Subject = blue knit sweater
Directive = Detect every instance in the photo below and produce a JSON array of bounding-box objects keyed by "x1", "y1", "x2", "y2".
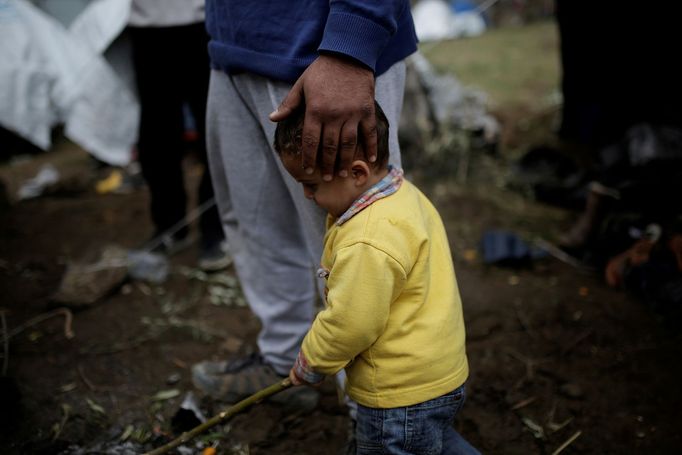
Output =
[{"x1": 205, "y1": 0, "x2": 418, "y2": 82}]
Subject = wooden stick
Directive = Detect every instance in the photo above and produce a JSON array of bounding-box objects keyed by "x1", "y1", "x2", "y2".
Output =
[
  {"x1": 510, "y1": 396, "x2": 537, "y2": 411},
  {"x1": 144, "y1": 378, "x2": 293, "y2": 455},
  {"x1": 7, "y1": 308, "x2": 74, "y2": 340},
  {"x1": 551, "y1": 430, "x2": 582, "y2": 455}
]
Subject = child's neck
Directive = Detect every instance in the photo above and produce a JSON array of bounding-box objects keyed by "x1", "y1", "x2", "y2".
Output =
[
  {"x1": 363, "y1": 166, "x2": 389, "y2": 190},
  {"x1": 336, "y1": 166, "x2": 390, "y2": 218}
]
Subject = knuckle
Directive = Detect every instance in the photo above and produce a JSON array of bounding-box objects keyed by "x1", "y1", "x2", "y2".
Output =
[
  {"x1": 308, "y1": 104, "x2": 339, "y2": 119},
  {"x1": 323, "y1": 137, "x2": 337, "y2": 149},
  {"x1": 361, "y1": 102, "x2": 374, "y2": 117},
  {"x1": 307, "y1": 103, "x2": 324, "y2": 117},
  {"x1": 340, "y1": 137, "x2": 357, "y2": 149},
  {"x1": 323, "y1": 144, "x2": 337, "y2": 156},
  {"x1": 302, "y1": 134, "x2": 318, "y2": 148},
  {"x1": 365, "y1": 125, "x2": 377, "y2": 137}
]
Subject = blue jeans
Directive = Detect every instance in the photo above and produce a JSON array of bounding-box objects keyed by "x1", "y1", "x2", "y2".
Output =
[{"x1": 355, "y1": 386, "x2": 480, "y2": 455}]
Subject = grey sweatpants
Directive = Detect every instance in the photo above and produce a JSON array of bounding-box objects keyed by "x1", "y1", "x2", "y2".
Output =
[{"x1": 206, "y1": 62, "x2": 406, "y2": 376}]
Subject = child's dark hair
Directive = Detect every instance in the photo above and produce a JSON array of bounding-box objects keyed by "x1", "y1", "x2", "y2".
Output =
[{"x1": 274, "y1": 100, "x2": 390, "y2": 169}]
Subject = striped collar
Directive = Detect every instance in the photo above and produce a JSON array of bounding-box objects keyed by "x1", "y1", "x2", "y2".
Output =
[{"x1": 335, "y1": 166, "x2": 404, "y2": 226}]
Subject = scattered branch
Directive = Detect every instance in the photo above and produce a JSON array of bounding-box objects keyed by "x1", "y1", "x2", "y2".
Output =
[
  {"x1": 510, "y1": 396, "x2": 537, "y2": 411},
  {"x1": 81, "y1": 328, "x2": 170, "y2": 355},
  {"x1": 7, "y1": 308, "x2": 74, "y2": 340},
  {"x1": 551, "y1": 430, "x2": 582, "y2": 455},
  {"x1": 561, "y1": 329, "x2": 594, "y2": 356},
  {"x1": 507, "y1": 349, "x2": 537, "y2": 382},
  {"x1": 51, "y1": 404, "x2": 71, "y2": 442},
  {"x1": 514, "y1": 306, "x2": 539, "y2": 339},
  {"x1": 77, "y1": 364, "x2": 97, "y2": 391},
  {"x1": 520, "y1": 416, "x2": 545, "y2": 439},
  {"x1": 548, "y1": 417, "x2": 574, "y2": 434}
]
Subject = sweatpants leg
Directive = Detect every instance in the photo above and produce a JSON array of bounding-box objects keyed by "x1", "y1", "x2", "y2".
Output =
[{"x1": 206, "y1": 62, "x2": 406, "y2": 375}]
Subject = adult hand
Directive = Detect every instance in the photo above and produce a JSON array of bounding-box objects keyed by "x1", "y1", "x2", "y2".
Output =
[{"x1": 270, "y1": 54, "x2": 376, "y2": 181}]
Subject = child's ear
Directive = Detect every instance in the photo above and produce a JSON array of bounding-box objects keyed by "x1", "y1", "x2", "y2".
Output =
[{"x1": 350, "y1": 160, "x2": 370, "y2": 186}]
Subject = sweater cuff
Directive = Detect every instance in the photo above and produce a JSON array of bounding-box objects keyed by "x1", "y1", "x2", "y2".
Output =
[
  {"x1": 318, "y1": 12, "x2": 393, "y2": 72},
  {"x1": 293, "y1": 350, "x2": 325, "y2": 385}
]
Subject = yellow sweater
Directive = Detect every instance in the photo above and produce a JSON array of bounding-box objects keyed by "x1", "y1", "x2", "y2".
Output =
[{"x1": 301, "y1": 179, "x2": 469, "y2": 408}]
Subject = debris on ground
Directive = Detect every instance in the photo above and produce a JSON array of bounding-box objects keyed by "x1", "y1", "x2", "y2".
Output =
[
  {"x1": 52, "y1": 245, "x2": 129, "y2": 307},
  {"x1": 17, "y1": 164, "x2": 60, "y2": 200}
]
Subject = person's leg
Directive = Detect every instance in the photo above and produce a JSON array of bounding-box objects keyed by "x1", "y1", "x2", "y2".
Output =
[
  {"x1": 198, "y1": 70, "x2": 320, "y2": 410},
  {"x1": 375, "y1": 61, "x2": 406, "y2": 170},
  {"x1": 206, "y1": 71, "x2": 321, "y2": 374},
  {"x1": 130, "y1": 27, "x2": 187, "y2": 240}
]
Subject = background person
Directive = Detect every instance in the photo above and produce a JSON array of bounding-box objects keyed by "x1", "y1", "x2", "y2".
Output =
[{"x1": 128, "y1": 0, "x2": 229, "y2": 271}]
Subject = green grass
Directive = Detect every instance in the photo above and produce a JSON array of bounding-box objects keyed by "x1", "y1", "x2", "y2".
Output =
[{"x1": 420, "y1": 21, "x2": 560, "y2": 112}]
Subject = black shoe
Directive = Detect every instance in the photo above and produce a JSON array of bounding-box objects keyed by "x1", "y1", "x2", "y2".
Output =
[{"x1": 198, "y1": 240, "x2": 232, "y2": 272}]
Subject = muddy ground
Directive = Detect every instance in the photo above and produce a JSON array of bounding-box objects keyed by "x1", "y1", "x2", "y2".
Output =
[{"x1": 1, "y1": 123, "x2": 681, "y2": 455}]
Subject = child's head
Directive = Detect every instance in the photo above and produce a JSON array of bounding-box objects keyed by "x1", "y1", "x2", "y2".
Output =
[{"x1": 274, "y1": 101, "x2": 391, "y2": 217}]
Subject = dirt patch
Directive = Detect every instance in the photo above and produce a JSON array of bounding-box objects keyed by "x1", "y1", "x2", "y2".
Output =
[{"x1": 1, "y1": 141, "x2": 681, "y2": 455}]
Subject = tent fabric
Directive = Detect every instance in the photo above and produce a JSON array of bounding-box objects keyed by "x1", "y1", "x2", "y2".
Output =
[
  {"x1": 412, "y1": 0, "x2": 486, "y2": 42},
  {"x1": 0, "y1": 0, "x2": 137, "y2": 166}
]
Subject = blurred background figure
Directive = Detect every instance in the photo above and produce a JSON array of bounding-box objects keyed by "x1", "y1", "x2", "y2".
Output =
[
  {"x1": 553, "y1": 0, "x2": 682, "y2": 311},
  {"x1": 128, "y1": 0, "x2": 229, "y2": 271},
  {"x1": 554, "y1": 0, "x2": 682, "y2": 252}
]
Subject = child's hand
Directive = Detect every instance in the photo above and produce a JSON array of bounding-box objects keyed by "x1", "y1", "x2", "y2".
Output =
[{"x1": 289, "y1": 367, "x2": 304, "y2": 386}]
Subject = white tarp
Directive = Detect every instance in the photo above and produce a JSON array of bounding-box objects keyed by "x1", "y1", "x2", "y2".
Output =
[
  {"x1": 413, "y1": 0, "x2": 486, "y2": 42},
  {"x1": 0, "y1": 0, "x2": 137, "y2": 166}
]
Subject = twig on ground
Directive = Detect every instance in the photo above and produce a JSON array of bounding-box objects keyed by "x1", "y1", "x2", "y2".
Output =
[
  {"x1": 533, "y1": 238, "x2": 595, "y2": 272},
  {"x1": 546, "y1": 399, "x2": 557, "y2": 425},
  {"x1": 514, "y1": 306, "x2": 539, "y2": 339},
  {"x1": 507, "y1": 349, "x2": 537, "y2": 381},
  {"x1": 81, "y1": 328, "x2": 170, "y2": 355},
  {"x1": 51, "y1": 404, "x2": 71, "y2": 442},
  {"x1": 551, "y1": 430, "x2": 582, "y2": 455},
  {"x1": 77, "y1": 364, "x2": 97, "y2": 391},
  {"x1": 520, "y1": 416, "x2": 545, "y2": 439},
  {"x1": 561, "y1": 329, "x2": 594, "y2": 356},
  {"x1": 144, "y1": 378, "x2": 292, "y2": 455},
  {"x1": 510, "y1": 396, "x2": 537, "y2": 411},
  {"x1": 548, "y1": 417, "x2": 574, "y2": 434},
  {"x1": 7, "y1": 308, "x2": 74, "y2": 340}
]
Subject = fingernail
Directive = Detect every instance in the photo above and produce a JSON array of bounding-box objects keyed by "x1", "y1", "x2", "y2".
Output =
[
  {"x1": 323, "y1": 174, "x2": 332, "y2": 182},
  {"x1": 269, "y1": 108, "x2": 278, "y2": 116},
  {"x1": 369, "y1": 155, "x2": 377, "y2": 163},
  {"x1": 305, "y1": 167, "x2": 314, "y2": 175},
  {"x1": 339, "y1": 170, "x2": 348, "y2": 178}
]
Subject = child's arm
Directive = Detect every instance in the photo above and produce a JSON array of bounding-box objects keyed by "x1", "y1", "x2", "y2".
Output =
[
  {"x1": 289, "y1": 350, "x2": 324, "y2": 386},
  {"x1": 301, "y1": 242, "x2": 407, "y2": 376}
]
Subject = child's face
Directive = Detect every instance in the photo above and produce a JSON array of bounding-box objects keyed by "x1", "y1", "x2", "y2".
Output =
[{"x1": 280, "y1": 153, "x2": 361, "y2": 217}]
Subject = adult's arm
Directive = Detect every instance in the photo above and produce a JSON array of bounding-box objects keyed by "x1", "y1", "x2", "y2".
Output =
[{"x1": 269, "y1": 1, "x2": 407, "y2": 181}]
